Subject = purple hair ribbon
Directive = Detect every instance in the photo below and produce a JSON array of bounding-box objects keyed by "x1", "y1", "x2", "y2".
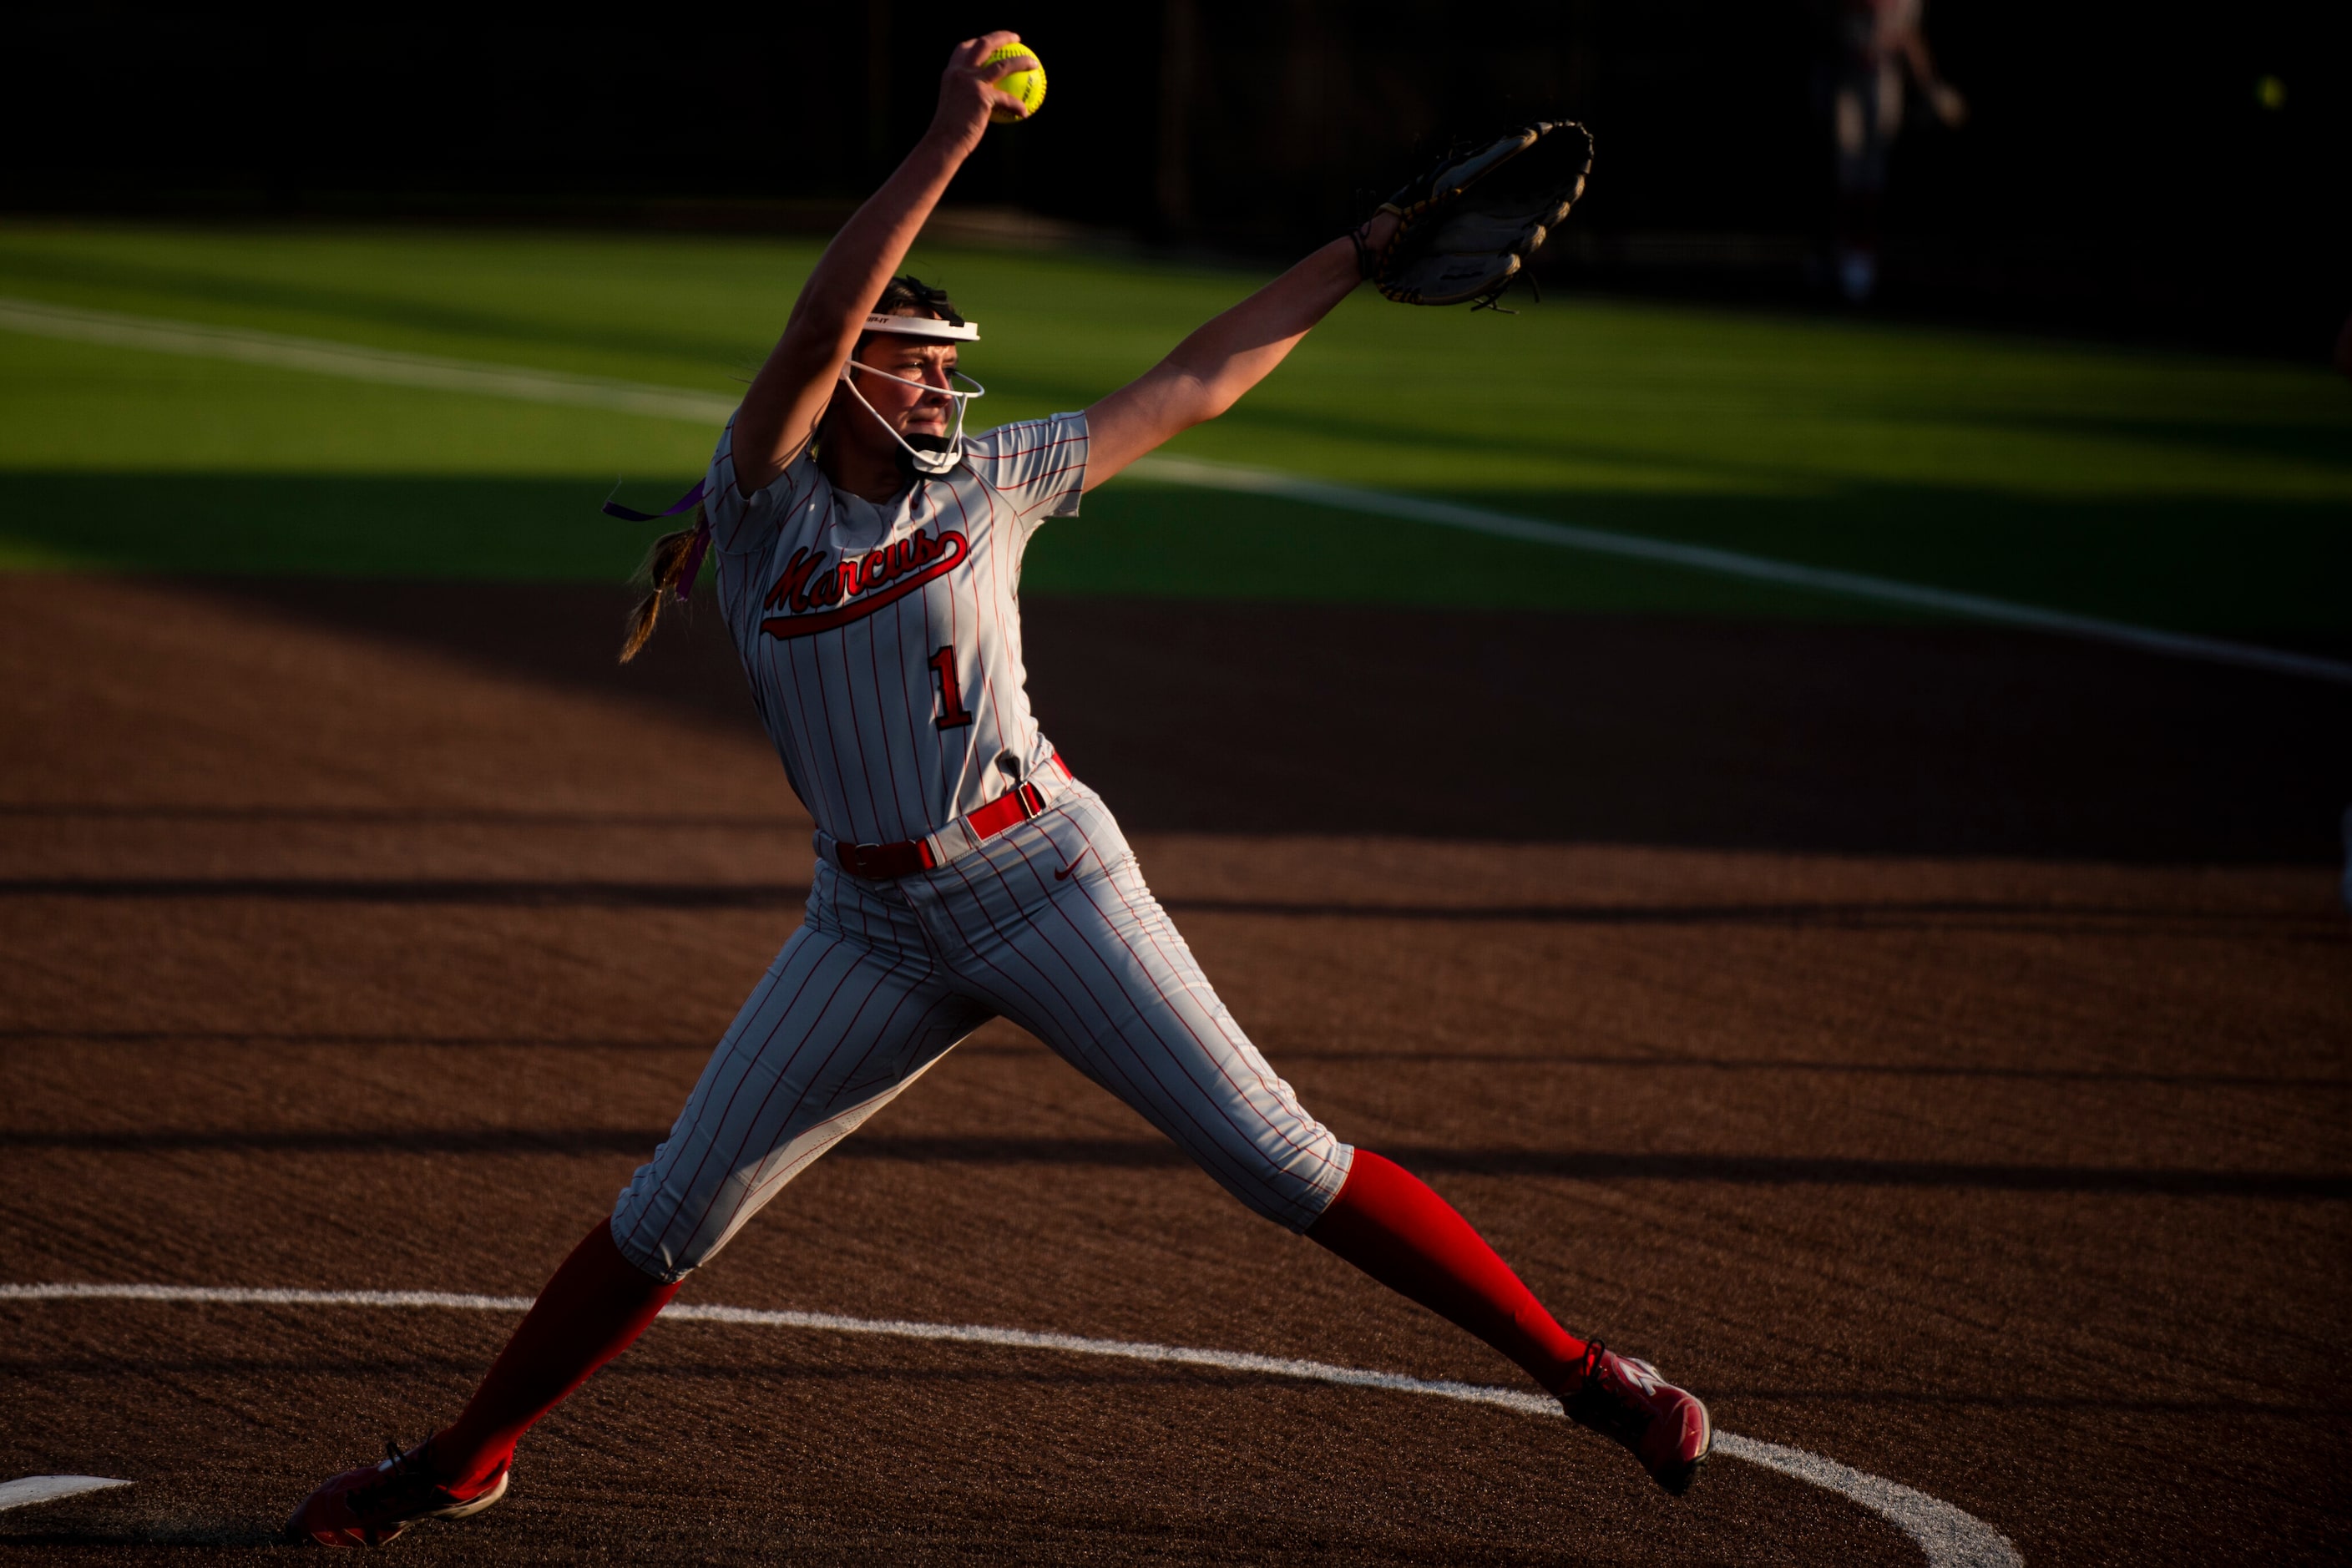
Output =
[{"x1": 604, "y1": 479, "x2": 710, "y2": 604}]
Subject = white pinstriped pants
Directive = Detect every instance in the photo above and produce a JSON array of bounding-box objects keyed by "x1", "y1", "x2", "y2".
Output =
[{"x1": 611, "y1": 783, "x2": 1353, "y2": 1282}]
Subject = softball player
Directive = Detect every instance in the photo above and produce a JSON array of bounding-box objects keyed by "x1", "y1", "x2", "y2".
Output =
[{"x1": 287, "y1": 33, "x2": 1709, "y2": 1547}]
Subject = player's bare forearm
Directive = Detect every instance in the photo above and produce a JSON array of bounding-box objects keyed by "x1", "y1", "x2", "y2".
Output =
[
  {"x1": 728, "y1": 147, "x2": 964, "y2": 495},
  {"x1": 731, "y1": 33, "x2": 1035, "y2": 494},
  {"x1": 1898, "y1": 31, "x2": 1966, "y2": 124},
  {"x1": 1084, "y1": 215, "x2": 1396, "y2": 489},
  {"x1": 1898, "y1": 30, "x2": 1936, "y2": 86}
]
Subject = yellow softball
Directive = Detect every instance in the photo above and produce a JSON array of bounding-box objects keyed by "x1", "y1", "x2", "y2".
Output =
[{"x1": 983, "y1": 40, "x2": 1045, "y2": 124}]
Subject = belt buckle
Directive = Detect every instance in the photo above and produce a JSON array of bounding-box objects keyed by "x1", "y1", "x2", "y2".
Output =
[{"x1": 844, "y1": 842, "x2": 888, "y2": 879}]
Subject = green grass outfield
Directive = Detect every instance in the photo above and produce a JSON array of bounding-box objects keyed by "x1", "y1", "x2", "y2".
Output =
[{"x1": 2, "y1": 222, "x2": 2347, "y2": 636}]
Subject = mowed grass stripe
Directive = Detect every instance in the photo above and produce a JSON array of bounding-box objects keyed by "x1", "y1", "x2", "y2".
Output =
[
  {"x1": 1136, "y1": 457, "x2": 2352, "y2": 685},
  {"x1": 4, "y1": 292, "x2": 2344, "y2": 684},
  {"x1": 4, "y1": 226, "x2": 2347, "y2": 631}
]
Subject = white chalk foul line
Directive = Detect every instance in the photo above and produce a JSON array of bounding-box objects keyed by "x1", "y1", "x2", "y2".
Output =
[
  {"x1": 0, "y1": 1474, "x2": 131, "y2": 1512},
  {"x1": 1126, "y1": 456, "x2": 2352, "y2": 687},
  {"x1": 0, "y1": 296, "x2": 738, "y2": 425},
  {"x1": 0, "y1": 1281, "x2": 2021, "y2": 1568},
  {"x1": 10, "y1": 291, "x2": 2323, "y2": 688}
]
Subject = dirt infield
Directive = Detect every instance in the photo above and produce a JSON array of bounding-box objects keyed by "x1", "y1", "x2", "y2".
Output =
[{"x1": 3, "y1": 575, "x2": 2348, "y2": 1565}]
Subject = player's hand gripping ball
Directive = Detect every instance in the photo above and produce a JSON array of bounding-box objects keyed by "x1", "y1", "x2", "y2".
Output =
[{"x1": 983, "y1": 40, "x2": 1045, "y2": 123}]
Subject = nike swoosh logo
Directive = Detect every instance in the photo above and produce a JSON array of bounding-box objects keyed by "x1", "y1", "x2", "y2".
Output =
[{"x1": 1054, "y1": 851, "x2": 1090, "y2": 882}]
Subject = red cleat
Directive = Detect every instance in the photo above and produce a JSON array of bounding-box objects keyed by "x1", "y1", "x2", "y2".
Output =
[
  {"x1": 1560, "y1": 1343, "x2": 1712, "y2": 1495},
  {"x1": 283, "y1": 1439, "x2": 508, "y2": 1548}
]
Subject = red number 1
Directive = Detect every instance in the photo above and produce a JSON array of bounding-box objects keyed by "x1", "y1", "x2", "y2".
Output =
[{"x1": 929, "y1": 645, "x2": 973, "y2": 729}]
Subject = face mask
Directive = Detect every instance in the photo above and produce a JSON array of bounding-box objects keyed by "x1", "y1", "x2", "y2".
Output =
[
  {"x1": 836, "y1": 357, "x2": 988, "y2": 478},
  {"x1": 835, "y1": 307, "x2": 986, "y2": 481}
]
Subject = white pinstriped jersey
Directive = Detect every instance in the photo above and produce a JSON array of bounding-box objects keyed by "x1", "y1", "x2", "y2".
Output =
[
  {"x1": 705, "y1": 411, "x2": 1089, "y2": 848},
  {"x1": 608, "y1": 406, "x2": 1353, "y2": 1276}
]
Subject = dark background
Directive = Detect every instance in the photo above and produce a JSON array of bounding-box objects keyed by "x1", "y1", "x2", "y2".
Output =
[{"x1": 5, "y1": 1, "x2": 2346, "y2": 355}]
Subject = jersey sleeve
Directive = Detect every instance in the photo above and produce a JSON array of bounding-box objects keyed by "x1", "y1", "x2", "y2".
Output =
[
  {"x1": 964, "y1": 412, "x2": 1089, "y2": 529},
  {"x1": 702, "y1": 415, "x2": 824, "y2": 558}
]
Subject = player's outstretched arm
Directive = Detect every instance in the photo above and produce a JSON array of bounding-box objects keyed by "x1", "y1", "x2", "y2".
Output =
[
  {"x1": 1896, "y1": 18, "x2": 1967, "y2": 126},
  {"x1": 1081, "y1": 210, "x2": 1400, "y2": 491},
  {"x1": 729, "y1": 33, "x2": 1036, "y2": 497}
]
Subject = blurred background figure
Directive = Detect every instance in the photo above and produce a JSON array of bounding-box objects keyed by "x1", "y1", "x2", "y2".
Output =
[{"x1": 1830, "y1": 0, "x2": 1968, "y2": 303}]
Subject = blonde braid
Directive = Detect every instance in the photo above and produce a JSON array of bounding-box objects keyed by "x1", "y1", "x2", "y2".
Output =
[{"x1": 619, "y1": 505, "x2": 707, "y2": 664}]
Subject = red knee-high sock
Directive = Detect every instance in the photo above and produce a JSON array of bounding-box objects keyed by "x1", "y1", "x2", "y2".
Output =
[
  {"x1": 1308, "y1": 1149, "x2": 1587, "y2": 1395},
  {"x1": 429, "y1": 1220, "x2": 679, "y2": 1490}
]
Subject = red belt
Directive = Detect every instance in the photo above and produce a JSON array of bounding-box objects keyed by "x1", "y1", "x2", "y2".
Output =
[{"x1": 835, "y1": 756, "x2": 1070, "y2": 881}]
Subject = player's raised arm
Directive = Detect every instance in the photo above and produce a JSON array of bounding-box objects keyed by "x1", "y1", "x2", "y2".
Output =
[
  {"x1": 1085, "y1": 122, "x2": 1591, "y2": 489},
  {"x1": 729, "y1": 33, "x2": 1037, "y2": 497},
  {"x1": 1080, "y1": 210, "x2": 1399, "y2": 490}
]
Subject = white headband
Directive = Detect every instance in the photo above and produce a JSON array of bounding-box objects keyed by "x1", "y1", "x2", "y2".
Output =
[{"x1": 860, "y1": 312, "x2": 979, "y2": 341}]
